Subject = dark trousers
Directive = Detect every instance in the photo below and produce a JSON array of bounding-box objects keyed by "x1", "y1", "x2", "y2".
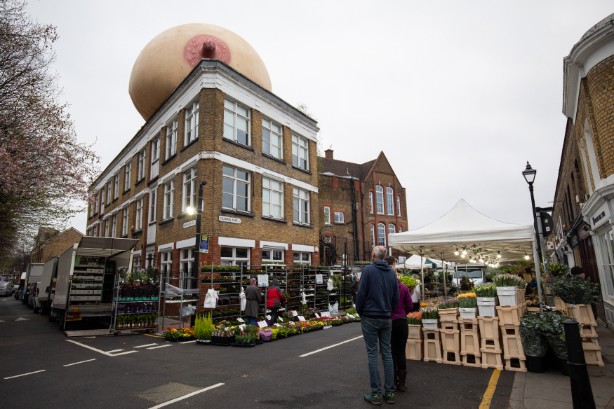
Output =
[
  {"x1": 269, "y1": 307, "x2": 280, "y2": 325},
  {"x1": 391, "y1": 318, "x2": 408, "y2": 371}
]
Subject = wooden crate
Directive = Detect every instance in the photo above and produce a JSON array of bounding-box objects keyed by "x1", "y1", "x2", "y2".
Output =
[
  {"x1": 406, "y1": 338, "x2": 422, "y2": 361},
  {"x1": 478, "y1": 317, "x2": 500, "y2": 340},
  {"x1": 439, "y1": 308, "x2": 458, "y2": 323},
  {"x1": 408, "y1": 324, "x2": 422, "y2": 340},
  {"x1": 423, "y1": 329, "x2": 442, "y2": 363},
  {"x1": 582, "y1": 341, "x2": 604, "y2": 366},
  {"x1": 567, "y1": 304, "x2": 597, "y2": 326},
  {"x1": 461, "y1": 353, "x2": 482, "y2": 368},
  {"x1": 460, "y1": 325, "x2": 480, "y2": 356},
  {"x1": 580, "y1": 324, "x2": 598, "y2": 339},
  {"x1": 496, "y1": 305, "x2": 523, "y2": 326},
  {"x1": 504, "y1": 358, "x2": 527, "y2": 372},
  {"x1": 481, "y1": 349, "x2": 503, "y2": 370},
  {"x1": 501, "y1": 326, "x2": 525, "y2": 360},
  {"x1": 440, "y1": 328, "x2": 461, "y2": 365}
]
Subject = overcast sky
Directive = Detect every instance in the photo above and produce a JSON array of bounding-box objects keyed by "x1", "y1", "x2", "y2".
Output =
[{"x1": 26, "y1": 0, "x2": 613, "y2": 233}]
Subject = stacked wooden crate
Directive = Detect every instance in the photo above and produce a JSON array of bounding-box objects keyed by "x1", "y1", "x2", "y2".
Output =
[
  {"x1": 496, "y1": 304, "x2": 527, "y2": 372},
  {"x1": 439, "y1": 309, "x2": 461, "y2": 365},
  {"x1": 406, "y1": 324, "x2": 423, "y2": 361},
  {"x1": 478, "y1": 316, "x2": 503, "y2": 370},
  {"x1": 460, "y1": 318, "x2": 481, "y2": 367},
  {"x1": 423, "y1": 327, "x2": 442, "y2": 363},
  {"x1": 566, "y1": 303, "x2": 604, "y2": 366}
]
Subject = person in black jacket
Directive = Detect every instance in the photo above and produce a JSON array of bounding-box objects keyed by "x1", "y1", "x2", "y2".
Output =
[
  {"x1": 356, "y1": 246, "x2": 399, "y2": 405},
  {"x1": 245, "y1": 278, "x2": 261, "y2": 325}
]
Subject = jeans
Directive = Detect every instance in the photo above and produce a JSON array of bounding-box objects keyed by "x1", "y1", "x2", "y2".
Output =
[
  {"x1": 361, "y1": 316, "x2": 394, "y2": 394},
  {"x1": 391, "y1": 318, "x2": 409, "y2": 371},
  {"x1": 246, "y1": 316, "x2": 257, "y2": 326}
]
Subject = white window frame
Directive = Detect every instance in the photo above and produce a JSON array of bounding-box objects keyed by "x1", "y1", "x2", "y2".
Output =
[
  {"x1": 376, "y1": 185, "x2": 384, "y2": 215},
  {"x1": 150, "y1": 137, "x2": 160, "y2": 179},
  {"x1": 104, "y1": 220, "x2": 110, "y2": 238},
  {"x1": 369, "y1": 192, "x2": 374, "y2": 214},
  {"x1": 165, "y1": 119, "x2": 178, "y2": 160},
  {"x1": 223, "y1": 99, "x2": 250, "y2": 146},
  {"x1": 262, "y1": 117, "x2": 282, "y2": 159},
  {"x1": 377, "y1": 222, "x2": 386, "y2": 246},
  {"x1": 180, "y1": 248, "x2": 194, "y2": 287},
  {"x1": 149, "y1": 189, "x2": 157, "y2": 224},
  {"x1": 106, "y1": 183, "x2": 111, "y2": 205},
  {"x1": 161, "y1": 251, "x2": 173, "y2": 284},
  {"x1": 124, "y1": 163, "x2": 131, "y2": 191},
  {"x1": 113, "y1": 175, "x2": 119, "y2": 200},
  {"x1": 137, "y1": 150, "x2": 146, "y2": 181},
  {"x1": 370, "y1": 224, "x2": 375, "y2": 248},
  {"x1": 323, "y1": 206, "x2": 331, "y2": 225},
  {"x1": 397, "y1": 195, "x2": 401, "y2": 217},
  {"x1": 220, "y1": 247, "x2": 250, "y2": 266},
  {"x1": 334, "y1": 211, "x2": 345, "y2": 224},
  {"x1": 222, "y1": 165, "x2": 250, "y2": 212},
  {"x1": 111, "y1": 215, "x2": 117, "y2": 237},
  {"x1": 95, "y1": 191, "x2": 100, "y2": 214},
  {"x1": 163, "y1": 180, "x2": 175, "y2": 220},
  {"x1": 182, "y1": 168, "x2": 196, "y2": 213},
  {"x1": 262, "y1": 177, "x2": 284, "y2": 219},
  {"x1": 135, "y1": 198, "x2": 143, "y2": 231},
  {"x1": 122, "y1": 208, "x2": 129, "y2": 237},
  {"x1": 184, "y1": 101, "x2": 199, "y2": 146},
  {"x1": 386, "y1": 186, "x2": 394, "y2": 215},
  {"x1": 293, "y1": 251, "x2": 311, "y2": 265},
  {"x1": 262, "y1": 249, "x2": 284, "y2": 265},
  {"x1": 293, "y1": 187, "x2": 310, "y2": 225},
  {"x1": 388, "y1": 223, "x2": 396, "y2": 236},
  {"x1": 292, "y1": 134, "x2": 309, "y2": 171}
]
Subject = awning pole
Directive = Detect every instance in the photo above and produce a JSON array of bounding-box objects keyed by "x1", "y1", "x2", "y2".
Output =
[
  {"x1": 420, "y1": 249, "x2": 425, "y2": 301},
  {"x1": 532, "y1": 238, "x2": 544, "y2": 312}
]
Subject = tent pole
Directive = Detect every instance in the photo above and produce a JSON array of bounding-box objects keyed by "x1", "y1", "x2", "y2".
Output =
[
  {"x1": 532, "y1": 238, "x2": 544, "y2": 312},
  {"x1": 420, "y1": 249, "x2": 425, "y2": 302},
  {"x1": 441, "y1": 252, "x2": 447, "y2": 300}
]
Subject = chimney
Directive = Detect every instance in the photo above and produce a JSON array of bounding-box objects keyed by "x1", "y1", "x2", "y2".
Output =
[{"x1": 325, "y1": 149, "x2": 334, "y2": 160}]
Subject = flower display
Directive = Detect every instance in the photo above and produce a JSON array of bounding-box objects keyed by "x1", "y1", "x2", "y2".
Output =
[
  {"x1": 420, "y1": 306, "x2": 439, "y2": 319},
  {"x1": 475, "y1": 283, "x2": 497, "y2": 297},
  {"x1": 457, "y1": 292, "x2": 477, "y2": 308},
  {"x1": 407, "y1": 311, "x2": 422, "y2": 324},
  {"x1": 163, "y1": 327, "x2": 194, "y2": 341}
]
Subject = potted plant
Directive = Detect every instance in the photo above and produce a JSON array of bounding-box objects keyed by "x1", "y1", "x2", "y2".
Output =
[
  {"x1": 407, "y1": 311, "x2": 422, "y2": 339},
  {"x1": 520, "y1": 312, "x2": 549, "y2": 372},
  {"x1": 421, "y1": 307, "x2": 439, "y2": 330},
  {"x1": 551, "y1": 276, "x2": 597, "y2": 324},
  {"x1": 475, "y1": 283, "x2": 497, "y2": 317},
  {"x1": 493, "y1": 274, "x2": 525, "y2": 306},
  {"x1": 457, "y1": 292, "x2": 477, "y2": 319},
  {"x1": 194, "y1": 313, "x2": 215, "y2": 344},
  {"x1": 233, "y1": 325, "x2": 259, "y2": 347},
  {"x1": 211, "y1": 326, "x2": 236, "y2": 346}
]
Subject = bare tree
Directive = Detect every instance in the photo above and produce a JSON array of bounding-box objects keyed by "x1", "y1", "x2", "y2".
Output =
[{"x1": 0, "y1": 0, "x2": 99, "y2": 261}]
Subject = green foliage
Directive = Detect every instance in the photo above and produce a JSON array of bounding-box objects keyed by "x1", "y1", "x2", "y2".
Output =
[
  {"x1": 520, "y1": 312, "x2": 571, "y2": 359},
  {"x1": 546, "y1": 263, "x2": 569, "y2": 277},
  {"x1": 400, "y1": 275, "x2": 417, "y2": 288},
  {"x1": 420, "y1": 307, "x2": 439, "y2": 319},
  {"x1": 551, "y1": 276, "x2": 597, "y2": 305},
  {"x1": 437, "y1": 299, "x2": 459, "y2": 310},
  {"x1": 474, "y1": 283, "x2": 497, "y2": 297},
  {"x1": 193, "y1": 313, "x2": 215, "y2": 340},
  {"x1": 492, "y1": 273, "x2": 526, "y2": 288}
]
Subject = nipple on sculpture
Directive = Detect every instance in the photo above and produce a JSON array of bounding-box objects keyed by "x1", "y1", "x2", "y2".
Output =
[{"x1": 202, "y1": 40, "x2": 216, "y2": 58}]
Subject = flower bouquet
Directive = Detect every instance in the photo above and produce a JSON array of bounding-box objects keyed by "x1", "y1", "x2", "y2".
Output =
[
  {"x1": 457, "y1": 292, "x2": 477, "y2": 319},
  {"x1": 421, "y1": 307, "x2": 439, "y2": 330}
]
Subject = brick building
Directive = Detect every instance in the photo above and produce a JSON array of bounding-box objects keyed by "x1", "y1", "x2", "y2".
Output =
[
  {"x1": 86, "y1": 25, "x2": 320, "y2": 300},
  {"x1": 30, "y1": 227, "x2": 83, "y2": 264},
  {"x1": 318, "y1": 149, "x2": 408, "y2": 264},
  {"x1": 552, "y1": 13, "x2": 614, "y2": 326}
]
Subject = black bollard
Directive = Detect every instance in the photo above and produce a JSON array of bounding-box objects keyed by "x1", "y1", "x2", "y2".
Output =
[{"x1": 563, "y1": 319, "x2": 596, "y2": 409}]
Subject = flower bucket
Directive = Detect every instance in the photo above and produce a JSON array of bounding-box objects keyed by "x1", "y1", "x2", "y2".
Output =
[
  {"x1": 477, "y1": 297, "x2": 496, "y2": 317},
  {"x1": 496, "y1": 286, "x2": 518, "y2": 306},
  {"x1": 422, "y1": 318, "x2": 438, "y2": 331},
  {"x1": 459, "y1": 307, "x2": 476, "y2": 320}
]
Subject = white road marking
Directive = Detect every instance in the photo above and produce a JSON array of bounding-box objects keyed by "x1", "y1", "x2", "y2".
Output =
[
  {"x1": 63, "y1": 358, "x2": 97, "y2": 367},
  {"x1": 299, "y1": 335, "x2": 364, "y2": 358},
  {"x1": 66, "y1": 339, "x2": 138, "y2": 357},
  {"x1": 15, "y1": 317, "x2": 29, "y2": 321},
  {"x1": 146, "y1": 344, "x2": 172, "y2": 350},
  {"x1": 106, "y1": 349, "x2": 125, "y2": 354},
  {"x1": 135, "y1": 343, "x2": 158, "y2": 348},
  {"x1": 148, "y1": 383, "x2": 225, "y2": 409},
  {"x1": 4, "y1": 369, "x2": 46, "y2": 380}
]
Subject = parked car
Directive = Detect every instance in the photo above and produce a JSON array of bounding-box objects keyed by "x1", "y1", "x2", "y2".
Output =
[{"x1": 0, "y1": 276, "x2": 13, "y2": 296}]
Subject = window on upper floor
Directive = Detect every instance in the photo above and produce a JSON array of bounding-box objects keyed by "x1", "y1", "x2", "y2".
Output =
[
  {"x1": 180, "y1": 248, "x2": 195, "y2": 286},
  {"x1": 334, "y1": 211, "x2": 345, "y2": 224},
  {"x1": 222, "y1": 165, "x2": 250, "y2": 212},
  {"x1": 151, "y1": 137, "x2": 160, "y2": 179},
  {"x1": 104, "y1": 220, "x2": 110, "y2": 238},
  {"x1": 111, "y1": 215, "x2": 117, "y2": 237},
  {"x1": 163, "y1": 180, "x2": 175, "y2": 220},
  {"x1": 369, "y1": 192, "x2": 374, "y2": 214},
  {"x1": 165, "y1": 119, "x2": 178, "y2": 160},
  {"x1": 182, "y1": 168, "x2": 196, "y2": 213},
  {"x1": 106, "y1": 183, "x2": 111, "y2": 205},
  {"x1": 376, "y1": 185, "x2": 384, "y2": 215},
  {"x1": 262, "y1": 118, "x2": 282, "y2": 159},
  {"x1": 388, "y1": 223, "x2": 396, "y2": 236},
  {"x1": 137, "y1": 150, "x2": 146, "y2": 182},
  {"x1": 386, "y1": 187, "x2": 394, "y2": 215},
  {"x1": 292, "y1": 134, "x2": 309, "y2": 171},
  {"x1": 113, "y1": 175, "x2": 119, "y2": 200},
  {"x1": 122, "y1": 207, "x2": 129, "y2": 237},
  {"x1": 124, "y1": 162, "x2": 131, "y2": 191},
  {"x1": 397, "y1": 195, "x2": 401, "y2": 217},
  {"x1": 323, "y1": 206, "x2": 331, "y2": 225},
  {"x1": 149, "y1": 189, "x2": 157, "y2": 224},
  {"x1": 293, "y1": 187, "x2": 310, "y2": 225},
  {"x1": 262, "y1": 176, "x2": 283, "y2": 219},
  {"x1": 377, "y1": 223, "x2": 386, "y2": 246},
  {"x1": 101, "y1": 189, "x2": 106, "y2": 214},
  {"x1": 370, "y1": 224, "x2": 375, "y2": 248},
  {"x1": 224, "y1": 99, "x2": 250, "y2": 146},
  {"x1": 185, "y1": 101, "x2": 199, "y2": 146},
  {"x1": 135, "y1": 198, "x2": 143, "y2": 231}
]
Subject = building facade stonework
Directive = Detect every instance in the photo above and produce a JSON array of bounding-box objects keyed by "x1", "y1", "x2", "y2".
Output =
[{"x1": 553, "y1": 13, "x2": 614, "y2": 327}]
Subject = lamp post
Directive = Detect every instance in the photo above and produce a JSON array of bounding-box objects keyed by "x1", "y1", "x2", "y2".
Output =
[
  {"x1": 522, "y1": 162, "x2": 544, "y2": 310},
  {"x1": 188, "y1": 180, "x2": 207, "y2": 315}
]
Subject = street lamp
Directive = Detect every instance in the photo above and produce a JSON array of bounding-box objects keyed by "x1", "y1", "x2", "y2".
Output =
[
  {"x1": 522, "y1": 161, "x2": 543, "y2": 310},
  {"x1": 187, "y1": 180, "x2": 207, "y2": 314}
]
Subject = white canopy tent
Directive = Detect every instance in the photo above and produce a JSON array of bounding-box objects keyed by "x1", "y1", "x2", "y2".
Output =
[
  {"x1": 404, "y1": 254, "x2": 434, "y2": 270},
  {"x1": 389, "y1": 199, "x2": 540, "y2": 302}
]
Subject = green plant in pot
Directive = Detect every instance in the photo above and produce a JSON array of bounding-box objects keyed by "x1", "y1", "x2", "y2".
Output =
[
  {"x1": 519, "y1": 313, "x2": 549, "y2": 358},
  {"x1": 194, "y1": 312, "x2": 215, "y2": 342},
  {"x1": 551, "y1": 276, "x2": 595, "y2": 305}
]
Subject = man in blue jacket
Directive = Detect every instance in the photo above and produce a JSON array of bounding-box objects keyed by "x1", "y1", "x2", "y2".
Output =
[{"x1": 356, "y1": 246, "x2": 399, "y2": 405}]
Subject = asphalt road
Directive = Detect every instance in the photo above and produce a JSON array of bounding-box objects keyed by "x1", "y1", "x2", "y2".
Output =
[{"x1": 0, "y1": 296, "x2": 515, "y2": 408}]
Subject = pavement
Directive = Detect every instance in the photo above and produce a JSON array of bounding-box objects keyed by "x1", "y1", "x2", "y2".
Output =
[{"x1": 508, "y1": 320, "x2": 614, "y2": 409}]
